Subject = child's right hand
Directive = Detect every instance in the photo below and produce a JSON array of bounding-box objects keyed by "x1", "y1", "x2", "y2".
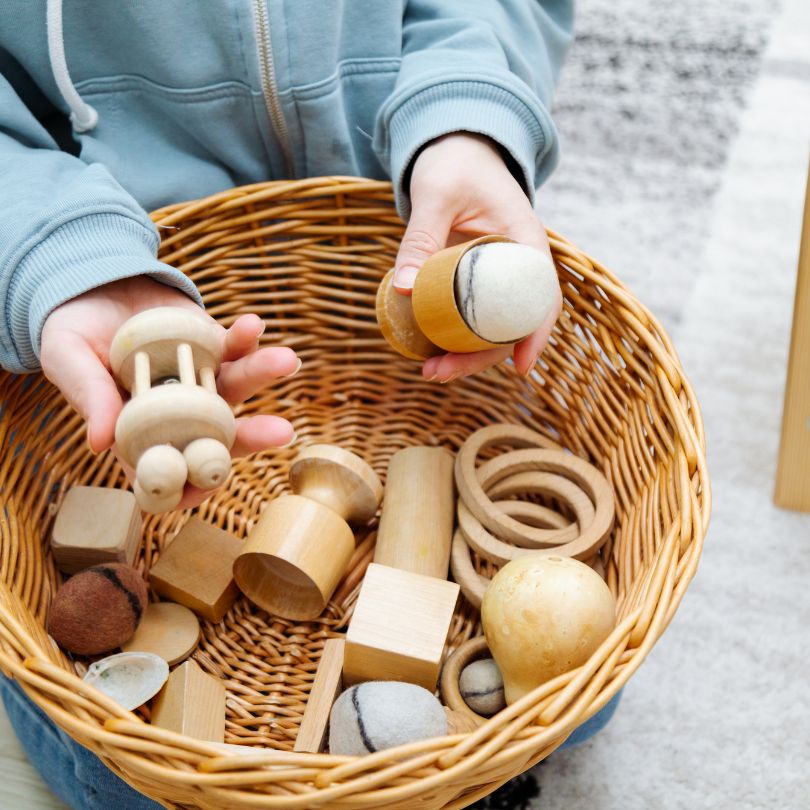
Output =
[{"x1": 41, "y1": 276, "x2": 299, "y2": 508}]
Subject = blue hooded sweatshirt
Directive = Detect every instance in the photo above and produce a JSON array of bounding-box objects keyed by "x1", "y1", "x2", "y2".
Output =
[{"x1": 0, "y1": 0, "x2": 573, "y2": 373}]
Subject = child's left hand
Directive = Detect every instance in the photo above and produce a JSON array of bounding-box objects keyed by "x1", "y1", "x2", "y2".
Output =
[{"x1": 393, "y1": 132, "x2": 562, "y2": 383}]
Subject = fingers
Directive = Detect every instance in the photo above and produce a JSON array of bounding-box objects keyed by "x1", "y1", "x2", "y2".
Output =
[
  {"x1": 230, "y1": 414, "x2": 296, "y2": 457},
  {"x1": 393, "y1": 195, "x2": 454, "y2": 294},
  {"x1": 422, "y1": 346, "x2": 513, "y2": 383},
  {"x1": 40, "y1": 331, "x2": 123, "y2": 453},
  {"x1": 222, "y1": 313, "x2": 266, "y2": 362},
  {"x1": 217, "y1": 346, "x2": 300, "y2": 404}
]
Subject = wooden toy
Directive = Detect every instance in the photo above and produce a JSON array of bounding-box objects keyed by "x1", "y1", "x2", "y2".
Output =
[
  {"x1": 440, "y1": 636, "x2": 490, "y2": 725},
  {"x1": 152, "y1": 659, "x2": 226, "y2": 742},
  {"x1": 50, "y1": 486, "x2": 141, "y2": 575},
  {"x1": 83, "y1": 652, "x2": 169, "y2": 711},
  {"x1": 109, "y1": 307, "x2": 236, "y2": 513},
  {"x1": 459, "y1": 659, "x2": 505, "y2": 717},
  {"x1": 343, "y1": 563, "x2": 459, "y2": 690},
  {"x1": 48, "y1": 563, "x2": 148, "y2": 656},
  {"x1": 294, "y1": 638, "x2": 345, "y2": 753},
  {"x1": 373, "y1": 446, "x2": 455, "y2": 578},
  {"x1": 376, "y1": 236, "x2": 558, "y2": 359},
  {"x1": 444, "y1": 708, "x2": 479, "y2": 735},
  {"x1": 482, "y1": 555, "x2": 617, "y2": 704},
  {"x1": 122, "y1": 601, "x2": 200, "y2": 665},
  {"x1": 234, "y1": 445, "x2": 382, "y2": 621},
  {"x1": 328, "y1": 681, "x2": 447, "y2": 756},
  {"x1": 149, "y1": 518, "x2": 242, "y2": 623}
]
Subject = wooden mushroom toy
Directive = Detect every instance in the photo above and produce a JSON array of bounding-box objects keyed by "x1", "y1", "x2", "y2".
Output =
[
  {"x1": 376, "y1": 235, "x2": 559, "y2": 359},
  {"x1": 109, "y1": 307, "x2": 235, "y2": 513},
  {"x1": 481, "y1": 555, "x2": 616, "y2": 704},
  {"x1": 233, "y1": 445, "x2": 382, "y2": 621}
]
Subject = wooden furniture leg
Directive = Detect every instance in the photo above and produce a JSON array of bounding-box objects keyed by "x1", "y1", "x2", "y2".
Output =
[{"x1": 775, "y1": 155, "x2": 810, "y2": 511}]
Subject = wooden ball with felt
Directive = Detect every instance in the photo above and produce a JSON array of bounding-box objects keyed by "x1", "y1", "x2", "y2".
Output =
[
  {"x1": 328, "y1": 682, "x2": 447, "y2": 756},
  {"x1": 47, "y1": 563, "x2": 148, "y2": 656},
  {"x1": 459, "y1": 658, "x2": 506, "y2": 716}
]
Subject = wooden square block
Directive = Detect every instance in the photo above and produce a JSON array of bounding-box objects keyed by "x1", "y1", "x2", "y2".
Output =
[
  {"x1": 294, "y1": 638, "x2": 344, "y2": 753},
  {"x1": 151, "y1": 659, "x2": 225, "y2": 742},
  {"x1": 51, "y1": 487, "x2": 141, "y2": 574},
  {"x1": 343, "y1": 563, "x2": 459, "y2": 691},
  {"x1": 149, "y1": 518, "x2": 242, "y2": 622}
]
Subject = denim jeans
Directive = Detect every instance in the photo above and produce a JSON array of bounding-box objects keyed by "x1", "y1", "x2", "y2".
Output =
[{"x1": 1, "y1": 675, "x2": 621, "y2": 809}]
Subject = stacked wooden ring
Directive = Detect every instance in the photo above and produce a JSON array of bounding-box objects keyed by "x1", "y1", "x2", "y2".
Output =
[{"x1": 450, "y1": 424, "x2": 615, "y2": 608}]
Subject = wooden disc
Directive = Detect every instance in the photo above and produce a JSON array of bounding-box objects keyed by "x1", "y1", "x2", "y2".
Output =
[
  {"x1": 121, "y1": 602, "x2": 201, "y2": 666},
  {"x1": 440, "y1": 636, "x2": 491, "y2": 725}
]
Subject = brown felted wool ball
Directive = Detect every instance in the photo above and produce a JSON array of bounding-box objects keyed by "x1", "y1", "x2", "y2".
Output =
[{"x1": 48, "y1": 563, "x2": 148, "y2": 656}]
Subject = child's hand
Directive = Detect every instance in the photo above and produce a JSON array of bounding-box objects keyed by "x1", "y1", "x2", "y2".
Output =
[
  {"x1": 41, "y1": 276, "x2": 299, "y2": 508},
  {"x1": 393, "y1": 133, "x2": 561, "y2": 382}
]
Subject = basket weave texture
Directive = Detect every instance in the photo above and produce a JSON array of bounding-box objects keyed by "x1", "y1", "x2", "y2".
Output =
[{"x1": 0, "y1": 178, "x2": 710, "y2": 809}]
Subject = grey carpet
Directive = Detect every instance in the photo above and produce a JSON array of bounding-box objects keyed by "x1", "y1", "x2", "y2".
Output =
[{"x1": 470, "y1": 0, "x2": 810, "y2": 808}]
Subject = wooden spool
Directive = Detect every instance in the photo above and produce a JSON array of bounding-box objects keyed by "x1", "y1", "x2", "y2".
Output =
[
  {"x1": 376, "y1": 236, "x2": 514, "y2": 359},
  {"x1": 109, "y1": 307, "x2": 235, "y2": 513},
  {"x1": 233, "y1": 445, "x2": 382, "y2": 621}
]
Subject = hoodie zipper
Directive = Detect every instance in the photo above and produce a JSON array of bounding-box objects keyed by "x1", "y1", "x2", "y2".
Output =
[{"x1": 252, "y1": 0, "x2": 293, "y2": 177}]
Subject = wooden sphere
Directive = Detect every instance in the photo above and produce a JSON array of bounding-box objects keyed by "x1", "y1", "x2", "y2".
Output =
[
  {"x1": 289, "y1": 445, "x2": 382, "y2": 524},
  {"x1": 109, "y1": 307, "x2": 222, "y2": 392},
  {"x1": 184, "y1": 438, "x2": 231, "y2": 490},
  {"x1": 481, "y1": 555, "x2": 616, "y2": 704},
  {"x1": 133, "y1": 481, "x2": 183, "y2": 514},
  {"x1": 136, "y1": 445, "x2": 187, "y2": 499}
]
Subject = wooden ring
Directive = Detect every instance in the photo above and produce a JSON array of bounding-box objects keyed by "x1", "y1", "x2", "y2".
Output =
[
  {"x1": 440, "y1": 636, "x2": 491, "y2": 726},
  {"x1": 459, "y1": 472, "x2": 595, "y2": 565},
  {"x1": 459, "y1": 447, "x2": 614, "y2": 553},
  {"x1": 450, "y1": 529, "x2": 489, "y2": 610}
]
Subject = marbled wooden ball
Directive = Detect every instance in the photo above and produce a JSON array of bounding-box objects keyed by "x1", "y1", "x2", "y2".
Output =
[
  {"x1": 454, "y1": 242, "x2": 559, "y2": 343},
  {"x1": 459, "y1": 658, "x2": 506, "y2": 716},
  {"x1": 329, "y1": 682, "x2": 447, "y2": 755},
  {"x1": 47, "y1": 563, "x2": 148, "y2": 656}
]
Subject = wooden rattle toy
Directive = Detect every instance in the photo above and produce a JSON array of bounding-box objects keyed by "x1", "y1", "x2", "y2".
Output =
[
  {"x1": 294, "y1": 638, "x2": 345, "y2": 753},
  {"x1": 121, "y1": 601, "x2": 201, "y2": 666},
  {"x1": 149, "y1": 517, "x2": 242, "y2": 623},
  {"x1": 376, "y1": 235, "x2": 559, "y2": 359},
  {"x1": 440, "y1": 636, "x2": 492, "y2": 726},
  {"x1": 109, "y1": 307, "x2": 235, "y2": 513},
  {"x1": 233, "y1": 445, "x2": 383, "y2": 621},
  {"x1": 50, "y1": 486, "x2": 141, "y2": 574},
  {"x1": 152, "y1": 659, "x2": 226, "y2": 742},
  {"x1": 482, "y1": 555, "x2": 616, "y2": 704},
  {"x1": 343, "y1": 446, "x2": 459, "y2": 691}
]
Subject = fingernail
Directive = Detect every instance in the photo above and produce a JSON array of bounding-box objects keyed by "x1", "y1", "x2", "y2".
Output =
[
  {"x1": 393, "y1": 266, "x2": 418, "y2": 291},
  {"x1": 85, "y1": 436, "x2": 99, "y2": 456},
  {"x1": 523, "y1": 357, "x2": 538, "y2": 378},
  {"x1": 424, "y1": 373, "x2": 438, "y2": 382},
  {"x1": 440, "y1": 371, "x2": 463, "y2": 385},
  {"x1": 283, "y1": 358, "x2": 303, "y2": 378},
  {"x1": 280, "y1": 431, "x2": 298, "y2": 448}
]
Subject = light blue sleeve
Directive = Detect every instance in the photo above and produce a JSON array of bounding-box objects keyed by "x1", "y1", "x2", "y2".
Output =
[
  {"x1": 373, "y1": 0, "x2": 574, "y2": 219},
  {"x1": 0, "y1": 75, "x2": 202, "y2": 374}
]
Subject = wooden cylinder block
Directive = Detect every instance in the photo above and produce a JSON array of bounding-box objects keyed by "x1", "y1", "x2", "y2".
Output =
[
  {"x1": 233, "y1": 495, "x2": 355, "y2": 621},
  {"x1": 374, "y1": 446, "x2": 455, "y2": 579}
]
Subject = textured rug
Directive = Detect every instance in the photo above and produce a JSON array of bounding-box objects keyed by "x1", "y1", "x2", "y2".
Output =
[{"x1": 471, "y1": 0, "x2": 810, "y2": 808}]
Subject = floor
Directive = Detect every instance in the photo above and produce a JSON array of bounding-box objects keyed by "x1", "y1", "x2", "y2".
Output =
[{"x1": 2, "y1": 1, "x2": 809, "y2": 808}]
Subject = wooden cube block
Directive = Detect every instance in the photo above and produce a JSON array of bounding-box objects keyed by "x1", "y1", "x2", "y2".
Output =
[
  {"x1": 294, "y1": 638, "x2": 344, "y2": 753},
  {"x1": 149, "y1": 518, "x2": 242, "y2": 622},
  {"x1": 51, "y1": 487, "x2": 141, "y2": 574},
  {"x1": 343, "y1": 563, "x2": 459, "y2": 691},
  {"x1": 151, "y1": 659, "x2": 225, "y2": 742}
]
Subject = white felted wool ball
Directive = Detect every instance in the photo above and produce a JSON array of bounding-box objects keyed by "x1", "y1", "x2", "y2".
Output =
[
  {"x1": 454, "y1": 242, "x2": 558, "y2": 343},
  {"x1": 329, "y1": 682, "x2": 448, "y2": 755},
  {"x1": 459, "y1": 658, "x2": 506, "y2": 717}
]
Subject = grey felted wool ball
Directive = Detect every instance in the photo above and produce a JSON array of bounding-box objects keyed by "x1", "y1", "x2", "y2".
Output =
[
  {"x1": 459, "y1": 658, "x2": 506, "y2": 717},
  {"x1": 328, "y1": 682, "x2": 448, "y2": 756},
  {"x1": 454, "y1": 242, "x2": 559, "y2": 343}
]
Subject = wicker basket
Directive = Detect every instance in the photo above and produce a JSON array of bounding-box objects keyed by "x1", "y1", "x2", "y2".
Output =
[{"x1": 0, "y1": 177, "x2": 710, "y2": 809}]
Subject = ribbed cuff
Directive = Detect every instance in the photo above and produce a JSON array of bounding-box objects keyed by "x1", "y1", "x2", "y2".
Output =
[
  {"x1": 5, "y1": 212, "x2": 202, "y2": 372},
  {"x1": 381, "y1": 80, "x2": 558, "y2": 220}
]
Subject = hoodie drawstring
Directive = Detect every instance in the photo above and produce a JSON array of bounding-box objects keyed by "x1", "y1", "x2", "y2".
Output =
[{"x1": 46, "y1": 0, "x2": 98, "y2": 132}]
